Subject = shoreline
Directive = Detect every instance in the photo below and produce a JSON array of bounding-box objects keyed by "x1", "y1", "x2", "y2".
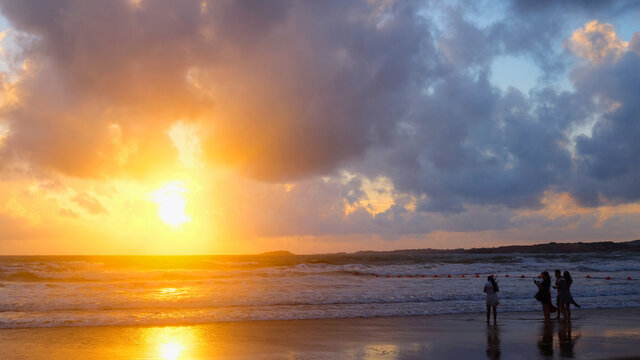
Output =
[
  {"x1": 2, "y1": 307, "x2": 639, "y2": 359},
  {"x1": 3, "y1": 304, "x2": 640, "y2": 330}
]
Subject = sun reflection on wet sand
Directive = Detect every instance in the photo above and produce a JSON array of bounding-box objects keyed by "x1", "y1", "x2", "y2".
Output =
[
  {"x1": 142, "y1": 326, "x2": 202, "y2": 360},
  {"x1": 159, "y1": 342, "x2": 182, "y2": 360},
  {"x1": 362, "y1": 344, "x2": 398, "y2": 360}
]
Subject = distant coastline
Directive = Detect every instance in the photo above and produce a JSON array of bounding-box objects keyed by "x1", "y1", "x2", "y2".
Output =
[
  {"x1": 264, "y1": 239, "x2": 640, "y2": 257},
  {"x1": 355, "y1": 239, "x2": 640, "y2": 255}
]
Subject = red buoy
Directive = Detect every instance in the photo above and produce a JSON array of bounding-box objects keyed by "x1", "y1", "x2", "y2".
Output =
[
  {"x1": 434, "y1": 274, "x2": 438, "y2": 278},
  {"x1": 520, "y1": 275, "x2": 525, "y2": 278},
  {"x1": 447, "y1": 275, "x2": 451, "y2": 278},
  {"x1": 375, "y1": 275, "x2": 379, "y2": 278},
  {"x1": 606, "y1": 276, "x2": 611, "y2": 280},
  {"x1": 586, "y1": 275, "x2": 591, "y2": 279},
  {"x1": 386, "y1": 275, "x2": 390, "y2": 278},
  {"x1": 627, "y1": 277, "x2": 632, "y2": 280},
  {"x1": 397, "y1": 275, "x2": 402, "y2": 278},
  {"x1": 475, "y1": 274, "x2": 479, "y2": 278},
  {"x1": 505, "y1": 274, "x2": 510, "y2": 277},
  {"x1": 461, "y1": 275, "x2": 465, "y2": 278}
]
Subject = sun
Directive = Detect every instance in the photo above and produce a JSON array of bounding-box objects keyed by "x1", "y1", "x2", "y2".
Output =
[{"x1": 149, "y1": 181, "x2": 191, "y2": 227}]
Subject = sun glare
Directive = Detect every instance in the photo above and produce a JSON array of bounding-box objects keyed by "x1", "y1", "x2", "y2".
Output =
[
  {"x1": 159, "y1": 342, "x2": 183, "y2": 360},
  {"x1": 149, "y1": 181, "x2": 191, "y2": 227},
  {"x1": 143, "y1": 327, "x2": 199, "y2": 360}
]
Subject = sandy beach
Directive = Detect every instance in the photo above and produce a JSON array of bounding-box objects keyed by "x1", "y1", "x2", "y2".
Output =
[{"x1": 1, "y1": 307, "x2": 638, "y2": 359}]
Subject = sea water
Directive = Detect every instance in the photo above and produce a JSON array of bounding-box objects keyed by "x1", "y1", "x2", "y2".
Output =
[{"x1": 0, "y1": 253, "x2": 639, "y2": 328}]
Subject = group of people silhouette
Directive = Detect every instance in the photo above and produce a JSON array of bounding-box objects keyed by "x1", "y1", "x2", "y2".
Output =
[
  {"x1": 534, "y1": 270, "x2": 580, "y2": 322},
  {"x1": 483, "y1": 269, "x2": 580, "y2": 324},
  {"x1": 483, "y1": 271, "x2": 581, "y2": 359}
]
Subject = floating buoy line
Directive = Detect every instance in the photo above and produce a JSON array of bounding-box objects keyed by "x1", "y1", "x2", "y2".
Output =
[{"x1": 356, "y1": 272, "x2": 632, "y2": 280}]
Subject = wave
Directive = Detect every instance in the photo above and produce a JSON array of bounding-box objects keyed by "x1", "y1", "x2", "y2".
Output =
[
  {"x1": 2, "y1": 301, "x2": 640, "y2": 329},
  {"x1": 2, "y1": 284, "x2": 638, "y2": 313},
  {"x1": 0, "y1": 269, "x2": 248, "y2": 283},
  {"x1": 1, "y1": 254, "x2": 638, "y2": 329},
  {"x1": 576, "y1": 263, "x2": 640, "y2": 272}
]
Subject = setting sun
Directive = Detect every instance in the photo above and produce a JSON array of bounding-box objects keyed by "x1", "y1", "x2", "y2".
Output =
[{"x1": 149, "y1": 181, "x2": 191, "y2": 228}]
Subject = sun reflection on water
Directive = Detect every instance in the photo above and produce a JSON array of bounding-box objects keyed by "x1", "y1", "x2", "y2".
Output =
[
  {"x1": 159, "y1": 287, "x2": 180, "y2": 295},
  {"x1": 143, "y1": 287, "x2": 191, "y2": 302}
]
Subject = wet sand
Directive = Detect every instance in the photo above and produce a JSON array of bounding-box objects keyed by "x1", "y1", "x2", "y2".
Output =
[{"x1": 1, "y1": 307, "x2": 639, "y2": 359}]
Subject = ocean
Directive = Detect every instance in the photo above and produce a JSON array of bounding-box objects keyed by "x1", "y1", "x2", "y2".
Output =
[{"x1": 1, "y1": 253, "x2": 639, "y2": 328}]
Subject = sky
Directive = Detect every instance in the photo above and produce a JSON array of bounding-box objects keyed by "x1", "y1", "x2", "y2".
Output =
[{"x1": 0, "y1": 0, "x2": 639, "y2": 255}]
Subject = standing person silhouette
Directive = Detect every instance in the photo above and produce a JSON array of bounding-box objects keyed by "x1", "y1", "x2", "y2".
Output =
[
  {"x1": 564, "y1": 271, "x2": 580, "y2": 309},
  {"x1": 534, "y1": 271, "x2": 552, "y2": 322},
  {"x1": 484, "y1": 275, "x2": 499, "y2": 324},
  {"x1": 562, "y1": 271, "x2": 580, "y2": 320},
  {"x1": 553, "y1": 270, "x2": 567, "y2": 320}
]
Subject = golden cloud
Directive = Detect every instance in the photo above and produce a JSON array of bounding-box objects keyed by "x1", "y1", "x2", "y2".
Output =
[{"x1": 566, "y1": 20, "x2": 628, "y2": 64}]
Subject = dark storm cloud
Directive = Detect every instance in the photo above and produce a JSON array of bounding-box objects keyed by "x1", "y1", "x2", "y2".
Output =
[
  {"x1": 344, "y1": 1, "x2": 638, "y2": 215},
  {"x1": 0, "y1": 0, "x2": 639, "y2": 224},
  {"x1": 198, "y1": 0, "x2": 437, "y2": 181},
  {"x1": 347, "y1": 6, "x2": 583, "y2": 213},
  {"x1": 367, "y1": 73, "x2": 577, "y2": 213},
  {"x1": 570, "y1": 48, "x2": 640, "y2": 206},
  {"x1": 0, "y1": 0, "x2": 437, "y2": 181},
  {"x1": 510, "y1": 0, "x2": 640, "y2": 15},
  {"x1": 631, "y1": 32, "x2": 640, "y2": 52}
]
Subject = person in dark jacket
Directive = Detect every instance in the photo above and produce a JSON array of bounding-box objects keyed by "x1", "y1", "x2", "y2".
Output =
[{"x1": 534, "y1": 271, "x2": 552, "y2": 322}]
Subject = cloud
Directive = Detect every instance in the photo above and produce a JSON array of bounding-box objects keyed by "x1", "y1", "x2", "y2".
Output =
[
  {"x1": 630, "y1": 32, "x2": 640, "y2": 53},
  {"x1": 364, "y1": 17, "x2": 638, "y2": 212},
  {"x1": 566, "y1": 20, "x2": 628, "y2": 64},
  {"x1": 569, "y1": 46, "x2": 640, "y2": 206},
  {"x1": 195, "y1": 1, "x2": 436, "y2": 181},
  {"x1": 59, "y1": 208, "x2": 79, "y2": 218},
  {"x1": 0, "y1": 29, "x2": 5, "y2": 53},
  {"x1": 0, "y1": 0, "x2": 437, "y2": 182},
  {"x1": 355, "y1": 71, "x2": 579, "y2": 213},
  {"x1": 0, "y1": 0, "x2": 639, "y2": 248},
  {"x1": 72, "y1": 192, "x2": 108, "y2": 215}
]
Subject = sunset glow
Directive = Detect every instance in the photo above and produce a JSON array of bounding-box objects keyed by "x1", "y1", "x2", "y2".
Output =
[
  {"x1": 0, "y1": 2, "x2": 638, "y2": 255},
  {"x1": 149, "y1": 181, "x2": 191, "y2": 228}
]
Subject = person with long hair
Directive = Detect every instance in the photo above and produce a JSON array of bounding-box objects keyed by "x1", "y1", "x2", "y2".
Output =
[
  {"x1": 484, "y1": 275, "x2": 499, "y2": 324},
  {"x1": 534, "y1": 271, "x2": 552, "y2": 321},
  {"x1": 562, "y1": 271, "x2": 580, "y2": 320}
]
